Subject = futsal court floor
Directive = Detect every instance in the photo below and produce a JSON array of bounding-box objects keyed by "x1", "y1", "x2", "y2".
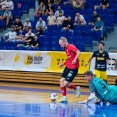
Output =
[{"x1": 0, "y1": 82, "x2": 116, "y2": 117}]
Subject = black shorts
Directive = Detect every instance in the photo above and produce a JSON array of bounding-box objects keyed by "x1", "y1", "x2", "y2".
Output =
[{"x1": 61, "y1": 67, "x2": 78, "y2": 82}]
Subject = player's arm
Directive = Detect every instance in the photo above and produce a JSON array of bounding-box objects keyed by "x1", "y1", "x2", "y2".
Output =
[
  {"x1": 85, "y1": 51, "x2": 96, "y2": 67},
  {"x1": 79, "y1": 92, "x2": 96, "y2": 104},
  {"x1": 72, "y1": 50, "x2": 81, "y2": 64},
  {"x1": 106, "y1": 52, "x2": 110, "y2": 64}
]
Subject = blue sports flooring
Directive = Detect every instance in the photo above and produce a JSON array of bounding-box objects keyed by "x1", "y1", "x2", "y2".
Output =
[
  {"x1": 0, "y1": 101, "x2": 117, "y2": 117},
  {"x1": 0, "y1": 86, "x2": 116, "y2": 117}
]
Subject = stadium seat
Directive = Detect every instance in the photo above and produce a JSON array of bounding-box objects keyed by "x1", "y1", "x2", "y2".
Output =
[
  {"x1": 16, "y1": 46, "x2": 25, "y2": 50},
  {"x1": 21, "y1": 4, "x2": 29, "y2": 14},
  {"x1": 25, "y1": 46, "x2": 32, "y2": 50},
  {"x1": 8, "y1": 41, "x2": 17, "y2": 47}
]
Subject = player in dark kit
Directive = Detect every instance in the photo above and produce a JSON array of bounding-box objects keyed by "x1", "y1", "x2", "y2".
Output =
[
  {"x1": 58, "y1": 37, "x2": 81, "y2": 103},
  {"x1": 85, "y1": 42, "x2": 110, "y2": 83}
]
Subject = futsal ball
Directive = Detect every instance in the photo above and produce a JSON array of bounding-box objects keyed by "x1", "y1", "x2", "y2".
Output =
[{"x1": 50, "y1": 93, "x2": 58, "y2": 101}]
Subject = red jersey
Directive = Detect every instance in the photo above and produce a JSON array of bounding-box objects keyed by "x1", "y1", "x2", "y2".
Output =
[{"x1": 64, "y1": 44, "x2": 79, "y2": 69}]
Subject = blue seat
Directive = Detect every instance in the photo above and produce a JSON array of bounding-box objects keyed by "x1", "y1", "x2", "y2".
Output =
[
  {"x1": 50, "y1": 36, "x2": 59, "y2": 42},
  {"x1": 28, "y1": 0, "x2": 36, "y2": 10},
  {"x1": 59, "y1": 30, "x2": 66, "y2": 37},
  {"x1": 25, "y1": 46, "x2": 32, "y2": 50},
  {"x1": 74, "y1": 36, "x2": 84, "y2": 43},
  {"x1": 105, "y1": 20, "x2": 114, "y2": 32},
  {"x1": 0, "y1": 20, "x2": 6, "y2": 29},
  {"x1": 41, "y1": 47, "x2": 49, "y2": 51},
  {"x1": 74, "y1": 30, "x2": 82, "y2": 36},
  {"x1": 67, "y1": 36, "x2": 75, "y2": 42},
  {"x1": 50, "y1": 47, "x2": 58, "y2": 51},
  {"x1": 58, "y1": 47, "x2": 64, "y2": 51},
  {"x1": 16, "y1": 46, "x2": 25, "y2": 50},
  {"x1": 84, "y1": 36, "x2": 93, "y2": 50},
  {"x1": 14, "y1": 10, "x2": 22, "y2": 18},
  {"x1": 7, "y1": 46, "x2": 16, "y2": 50},
  {"x1": 33, "y1": 47, "x2": 40, "y2": 51},
  {"x1": 43, "y1": 31, "x2": 50, "y2": 37},
  {"x1": 22, "y1": 4, "x2": 29, "y2": 14},
  {"x1": 8, "y1": 41, "x2": 17, "y2": 47},
  {"x1": 91, "y1": 30, "x2": 101, "y2": 42},
  {"x1": 40, "y1": 36, "x2": 49, "y2": 43},
  {"x1": 50, "y1": 30, "x2": 59, "y2": 37},
  {"x1": 66, "y1": 30, "x2": 74, "y2": 37},
  {"x1": 50, "y1": 41, "x2": 58, "y2": 47},
  {"x1": 41, "y1": 42, "x2": 49, "y2": 48},
  {"x1": 75, "y1": 42, "x2": 85, "y2": 52}
]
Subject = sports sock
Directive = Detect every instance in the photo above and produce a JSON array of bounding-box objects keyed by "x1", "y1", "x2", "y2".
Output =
[
  {"x1": 61, "y1": 87, "x2": 66, "y2": 96},
  {"x1": 69, "y1": 83, "x2": 76, "y2": 90}
]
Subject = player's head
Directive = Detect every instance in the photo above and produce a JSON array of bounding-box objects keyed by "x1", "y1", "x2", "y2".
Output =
[
  {"x1": 59, "y1": 37, "x2": 68, "y2": 48},
  {"x1": 85, "y1": 70, "x2": 94, "y2": 81},
  {"x1": 98, "y1": 42, "x2": 105, "y2": 50}
]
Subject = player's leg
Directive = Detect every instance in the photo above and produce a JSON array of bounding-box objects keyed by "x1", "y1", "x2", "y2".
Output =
[
  {"x1": 65, "y1": 68, "x2": 81, "y2": 98},
  {"x1": 95, "y1": 70, "x2": 101, "y2": 78},
  {"x1": 58, "y1": 68, "x2": 68, "y2": 103},
  {"x1": 100, "y1": 71, "x2": 107, "y2": 83}
]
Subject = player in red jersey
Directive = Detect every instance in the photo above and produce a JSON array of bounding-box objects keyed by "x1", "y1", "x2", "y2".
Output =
[{"x1": 58, "y1": 37, "x2": 81, "y2": 103}]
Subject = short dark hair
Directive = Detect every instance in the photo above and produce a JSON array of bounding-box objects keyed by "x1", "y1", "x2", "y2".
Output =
[
  {"x1": 85, "y1": 70, "x2": 94, "y2": 77},
  {"x1": 99, "y1": 42, "x2": 105, "y2": 46}
]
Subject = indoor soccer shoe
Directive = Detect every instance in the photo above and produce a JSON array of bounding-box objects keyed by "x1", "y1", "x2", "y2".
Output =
[
  {"x1": 75, "y1": 86, "x2": 81, "y2": 98},
  {"x1": 58, "y1": 97, "x2": 68, "y2": 103}
]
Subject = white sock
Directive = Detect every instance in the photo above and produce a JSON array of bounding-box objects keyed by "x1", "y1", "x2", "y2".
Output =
[{"x1": 63, "y1": 96, "x2": 67, "y2": 99}]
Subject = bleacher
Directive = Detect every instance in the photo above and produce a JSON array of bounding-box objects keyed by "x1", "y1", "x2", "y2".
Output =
[
  {"x1": 0, "y1": 0, "x2": 117, "y2": 51},
  {"x1": 0, "y1": 70, "x2": 116, "y2": 86}
]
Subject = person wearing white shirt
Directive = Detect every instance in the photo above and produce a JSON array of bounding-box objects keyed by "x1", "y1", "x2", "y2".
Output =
[
  {"x1": 0, "y1": 0, "x2": 7, "y2": 10},
  {"x1": 56, "y1": 11, "x2": 65, "y2": 26},
  {"x1": 4, "y1": 25, "x2": 17, "y2": 41},
  {"x1": 36, "y1": 17, "x2": 47, "y2": 31},
  {"x1": 6, "y1": 0, "x2": 14, "y2": 10},
  {"x1": 55, "y1": 6, "x2": 64, "y2": 18},
  {"x1": 24, "y1": 19, "x2": 32, "y2": 31},
  {"x1": 47, "y1": 11, "x2": 56, "y2": 26},
  {"x1": 74, "y1": 12, "x2": 86, "y2": 25}
]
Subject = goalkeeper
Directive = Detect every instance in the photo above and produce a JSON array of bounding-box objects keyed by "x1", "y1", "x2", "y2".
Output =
[{"x1": 79, "y1": 70, "x2": 117, "y2": 104}]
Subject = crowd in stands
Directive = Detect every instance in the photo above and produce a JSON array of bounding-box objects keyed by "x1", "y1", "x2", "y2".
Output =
[{"x1": 0, "y1": 0, "x2": 116, "y2": 51}]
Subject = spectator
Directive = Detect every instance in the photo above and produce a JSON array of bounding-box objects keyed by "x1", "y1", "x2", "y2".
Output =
[
  {"x1": 88, "y1": 11, "x2": 100, "y2": 26},
  {"x1": 17, "y1": 31, "x2": 33, "y2": 47},
  {"x1": 55, "y1": 6, "x2": 64, "y2": 18},
  {"x1": 92, "y1": 17, "x2": 105, "y2": 40},
  {"x1": 72, "y1": 0, "x2": 85, "y2": 9},
  {"x1": 35, "y1": 2, "x2": 46, "y2": 16},
  {"x1": 46, "y1": 2, "x2": 54, "y2": 14},
  {"x1": 36, "y1": 17, "x2": 47, "y2": 35},
  {"x1": 47, "y1": 11, "x2": 56, "y2": 26},
  {"x1": 4, "y1": 25, "x2": 17, "y2": 41},
  {"x1": 0, "y1": 6, "x2": 3, "y2": 20},
  {"x1": 25, "y1": 27, "x2": 35, "y2": 37},
  {"x1": 54, "y1": 0, "x2": 61, "y2": 5},
  {"x1": 3, "y1": 7, "x2": 12, "y2": 26},
  {"x1": 64, "y1": 0, "x2": 73, "y2": 5},
  {"x1": 74, "y1": 12, "x2": 86, "y2": 26},
  {"x1": 23, "y1": 19, "x2": 32, "y2": 31},
  {"x1": 31, "y1": 35, "x2": 40, "y2": 49},
  {"x1": 14, "y1": 18, "x2": 23, "y2": 32},
  {"x1": 16, "y1": 29, "x2": 25, "y2": 41},
  {"x1": 62, "y1": 16, "x2": 73, "y2": 30},
  {"x1": 56, "y1": 11, "x2": 65, "y2": 26},
  {"x1": 0, "y1": 0, "x2": 7, "y2": 10},
  {"x1": 6, "y1": 0, "x2": 14, "y2": 10},
  {"x1": 94, "y1": 0, "x2": 109, "y2": 10}
]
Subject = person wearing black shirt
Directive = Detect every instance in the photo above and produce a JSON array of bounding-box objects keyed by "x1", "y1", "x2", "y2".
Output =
[
  {"x1": 85, "y1": 42, "x2": 110, "y2": 83},
  {"x1": 62, "y1": 16, "x2": 73, "y2": 30},
  {"x1": 94, "y1": 0, "x2": 109, "y2": 10},
  {"x1": 46, "y1": 2, "x2": 54, "y2": 14},
  {"x1": 17, "y1": 31, "x2": 33, "y2": 47},
  {"x1": 88, "y1": 11, "x2": 100, "y2": 26},
  {"x1": 14, "y1": 18, "x2": 23, "y2": 32},
  {"x1": 31, "y1": 35, "x2": 39, "y2": 48}
]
